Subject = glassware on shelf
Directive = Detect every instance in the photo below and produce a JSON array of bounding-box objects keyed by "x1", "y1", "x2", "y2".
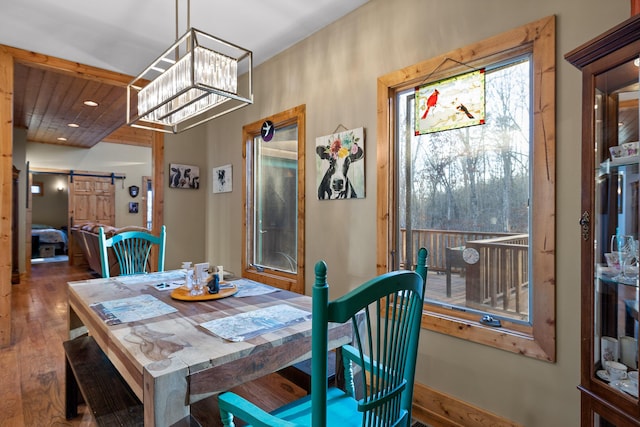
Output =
[{"x1": 612, "y1": 235, "x2": 638, "y2": 283}]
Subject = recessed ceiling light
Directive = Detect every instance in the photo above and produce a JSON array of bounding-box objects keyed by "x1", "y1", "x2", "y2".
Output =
[
  {"x1": 57, "y1": 137, "x2": 67, "y2": 141},
  {"x1": 84, "y1": 100, "x2": 98, "y2": 107},
  {"x1": 68, "y1": 123, "x2": 79, "y2": 128}
]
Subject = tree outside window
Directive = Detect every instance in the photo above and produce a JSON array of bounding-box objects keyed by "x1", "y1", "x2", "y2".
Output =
[{"x1": 399, "y1": 58, "x2": 531, "y2": 324}]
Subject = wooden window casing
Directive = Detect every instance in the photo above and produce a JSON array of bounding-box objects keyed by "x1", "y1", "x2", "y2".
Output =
[
  {"x1": 242, "y1": 105, "x2": 306, "y2": 294},
  {"x1": 31, "y1": 181, "x2": 44, "y2": 196},
  {"x1": 376, "y1": 16, "x2": 556, "y2": 361}
]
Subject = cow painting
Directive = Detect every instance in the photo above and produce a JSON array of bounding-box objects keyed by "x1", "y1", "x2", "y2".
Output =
[
  {"x1": 217, "y1": 169, "x2": 226, "y2": 189},
  {"x1": 212, "y1": 164, "x2": 233, "y2": 193},
  {"x1": 315, "y1": 128, "x2": 365, "y2": 200},
  {"x1": 169, "y1": 163, "x2": 200, "y2": 189}
]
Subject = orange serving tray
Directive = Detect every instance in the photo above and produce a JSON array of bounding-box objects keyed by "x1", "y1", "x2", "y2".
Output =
[{"x1": 170, "y1": 283, "x2": 238, "y2": 301}]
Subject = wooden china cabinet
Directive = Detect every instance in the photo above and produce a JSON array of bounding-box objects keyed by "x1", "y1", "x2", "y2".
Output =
[{"x1": 566, "y1": 14, "x2": 640, "y2": 426}]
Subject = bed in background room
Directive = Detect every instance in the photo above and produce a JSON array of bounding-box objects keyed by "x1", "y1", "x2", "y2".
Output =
[{"x1": 31, "y1": 224, "x2": 68, "y2": 258}]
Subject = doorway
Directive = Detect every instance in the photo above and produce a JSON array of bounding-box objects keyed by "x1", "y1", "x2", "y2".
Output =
[
  {"x1": 30, "y1": 172, "x2": 70, "y2": 265},
  {"x1": 1, "y1": 45, "x2": 166, "y2": 349}
]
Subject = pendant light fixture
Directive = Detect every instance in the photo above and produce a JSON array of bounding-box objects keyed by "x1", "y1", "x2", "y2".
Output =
[{"x1": 127, "y1": 0, "x2": 253, "y2": 133}]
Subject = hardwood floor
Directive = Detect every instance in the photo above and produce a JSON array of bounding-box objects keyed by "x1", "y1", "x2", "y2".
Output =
[{"x1": 0, "y1": 262, "x2": 306, "y2": 427}]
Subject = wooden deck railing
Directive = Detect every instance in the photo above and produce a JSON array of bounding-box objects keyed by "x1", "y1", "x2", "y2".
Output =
[
  {"x1": 400, "y1": 229, "x2": 513, "y2": 272},
  {"x1": 401, "y1": 229, "x2": 528, "y2": 316},
  {"x1": 465, "y1": 234, "x2": 528, "y2": 315}
]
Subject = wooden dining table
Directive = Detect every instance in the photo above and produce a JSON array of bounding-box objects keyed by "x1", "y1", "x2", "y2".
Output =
[{"x1": 67, "y1": 270, "x2": 353, "y2": 426}]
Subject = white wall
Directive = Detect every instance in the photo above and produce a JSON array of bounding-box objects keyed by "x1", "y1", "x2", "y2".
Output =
[{"x1": 188, "y1": 0, "x2": 631, "y2": 425}]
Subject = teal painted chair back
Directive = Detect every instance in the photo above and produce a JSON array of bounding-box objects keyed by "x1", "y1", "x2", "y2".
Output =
[
  {"x1": 218, "y1": 247, "x2": 428, "y2": 427},
  {"x1": 98, "y1": 225, "x2": 166, "y2": 278}
]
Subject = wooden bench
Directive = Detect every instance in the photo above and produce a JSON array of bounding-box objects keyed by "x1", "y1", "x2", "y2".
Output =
[
  {"x1": 64, "y1": 335, "x2": 144, "y2": 426},
  {"x1": 64, "y1": 336, "x2": 202, "y2": 426},
  {"x1": 277, "y1": 350, "x2": 336, "y2": 394}
]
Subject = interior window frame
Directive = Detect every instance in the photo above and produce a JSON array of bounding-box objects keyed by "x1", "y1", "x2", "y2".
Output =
[
  {"x1": 376, "y1": 16, "x2": 556, "y2": 361},
  {"x1": 31, "y1": 181, "x2": 44, "y2": 196},
  {"x1": 242, "y1": 105, "x2": 306, "y2": 294}
]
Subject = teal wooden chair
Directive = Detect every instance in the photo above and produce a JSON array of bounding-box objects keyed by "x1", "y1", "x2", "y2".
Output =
[
  {"x1": 97, "y1": 225, "x2": 166, "y2": 278},
  {"x1": 218, "y1": 248, "x2": 428, "y2": 427}
]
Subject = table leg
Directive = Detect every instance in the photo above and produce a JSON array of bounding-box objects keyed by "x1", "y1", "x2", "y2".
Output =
[
  {"x1": 144, "y1": 364, "x2": 190, "y2": 427},
  {"x1": 67, "y1": 303, "x2": 88, "y2": 339}
]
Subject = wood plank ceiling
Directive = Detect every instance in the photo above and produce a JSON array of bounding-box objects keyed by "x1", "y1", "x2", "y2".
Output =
[{"x1": 13, "y1": 63, "x2": 129, "y2": 148}]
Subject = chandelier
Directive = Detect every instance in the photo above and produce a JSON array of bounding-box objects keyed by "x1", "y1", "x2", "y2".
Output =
[{"x1": 127, "y1": 1, "x2": 253, "y2": 133}]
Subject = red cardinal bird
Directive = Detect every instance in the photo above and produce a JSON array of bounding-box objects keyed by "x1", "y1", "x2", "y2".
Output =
[{"x1": 421, "y1": 89, "x2": 439, "y2": 120}]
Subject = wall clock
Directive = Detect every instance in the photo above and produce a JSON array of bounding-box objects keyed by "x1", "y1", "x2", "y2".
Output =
[
  {"x1": 261, "y1": 120, "x2": 275, "y2": 142},
  {"x1": 463, "y1": 247, "x2": 480, "y2": 264}
]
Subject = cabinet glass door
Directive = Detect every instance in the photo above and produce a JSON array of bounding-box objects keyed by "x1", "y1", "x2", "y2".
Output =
[
  {"x1": 594, "y1": 412, "x2": 624, "y2": 427},
  {"x1": 594, "y1": 54, "x2": 640, "y2": 401}
]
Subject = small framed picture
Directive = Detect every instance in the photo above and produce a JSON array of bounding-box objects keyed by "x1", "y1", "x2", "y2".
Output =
[
  {"x1": 213, "y1": 164, "x2": 232, "y2": 193},
  {"x1": 129, "y1": 202, "x2": 139, "y2": 214},
  {"x1": 169, "y1": 163, "x2": 200, "y2": 189}
]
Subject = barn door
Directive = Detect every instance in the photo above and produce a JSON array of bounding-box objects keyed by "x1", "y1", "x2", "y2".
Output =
[{"x1": 68, "y1": 175, "x2": 115, "y2": 266}]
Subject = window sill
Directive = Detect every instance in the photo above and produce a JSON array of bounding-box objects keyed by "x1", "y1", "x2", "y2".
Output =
[
  {"x1": 422, "y1": 309, "x2": 554, "y2": 362},
  {"x1": 243, "y1": 268, "x2": 303, "y2": 295}
]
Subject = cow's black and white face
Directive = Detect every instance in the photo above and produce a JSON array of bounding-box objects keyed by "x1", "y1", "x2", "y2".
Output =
[
  {"x1": 217, "y1": 170, "x2": 226, "y2": 186},
  {"x1": 180, "y1": 168, "x2": 192, "y2": 188},
  {"x1": 170, "y1": 165, "x2": 200, "y2": 189},
  {"x1": 216, "y1": 169, "x2": 226, "y2": 191},
  {"x1": 317, "y1": 143, "x2": 364, "y2": 199},
  {"x1": 170, "y1": 167, "x2": 181, "y2": 188}
]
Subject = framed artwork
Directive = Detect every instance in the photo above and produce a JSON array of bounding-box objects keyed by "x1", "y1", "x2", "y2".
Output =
[
  {"x1": 213, "y1": 164, "x2": 232, "y2": 193},
  {"x1": 315, "y1": 127, "x2": 365, "y2": 200},
  {"x1": 128, "y1": 202, "x2": 139, "y2": 214},
  {"x1": 169, "y1": 163, "x2": 200, "y2": 189},
  {"x1": 415, "y1": 68, "x2": 486, "y2": 135}
]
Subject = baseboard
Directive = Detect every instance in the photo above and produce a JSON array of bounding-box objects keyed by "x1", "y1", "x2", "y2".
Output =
[{"x1": 412, "y1": 382, "x2": 522, "y2": 427}]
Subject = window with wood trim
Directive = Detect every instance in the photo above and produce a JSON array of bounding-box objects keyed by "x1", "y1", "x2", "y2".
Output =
[
  {"x1": 242, "y1": 105, "x2": 306, "y2": 294},
  {"x1": 31, "y1": 181, "x2": 44, "y2": 196},
  {"x1": 376, "y1": 16, "x2": 556, "y2": 361}
]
